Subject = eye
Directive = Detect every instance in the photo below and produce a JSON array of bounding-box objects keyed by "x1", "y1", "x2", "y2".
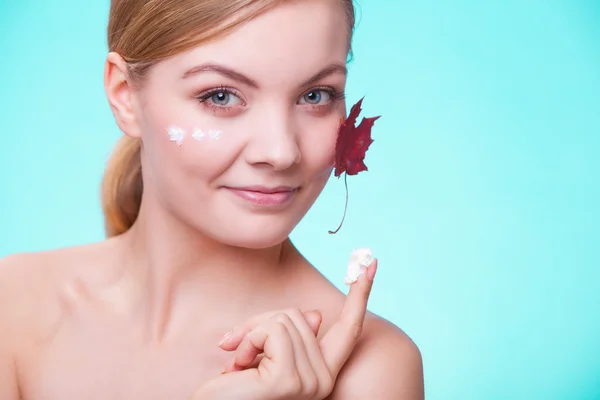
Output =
[
  {"x1": 205, "y1": 90, "x2": 241, "y2": 107},
  {"x1": 195, "y1": 87, "x2": 244, "y2": 109},
  {"x1": 299, "y1": 89, "x2": 332, "y2": 105}
]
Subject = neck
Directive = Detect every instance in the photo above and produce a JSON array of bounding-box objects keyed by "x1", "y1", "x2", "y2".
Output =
[{"x1": 113, "y1": 198, "x2": 301, "y2": 343}]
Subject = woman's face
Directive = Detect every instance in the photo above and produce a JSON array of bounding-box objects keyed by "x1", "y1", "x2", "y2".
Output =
[{"x1": 133, "y1": 0, "x2": 349, "y2": 248}]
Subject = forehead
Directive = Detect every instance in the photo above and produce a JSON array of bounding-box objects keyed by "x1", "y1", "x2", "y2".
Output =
[{"x1": 154, "y1": 0, "x2": 349, "y2": 86}]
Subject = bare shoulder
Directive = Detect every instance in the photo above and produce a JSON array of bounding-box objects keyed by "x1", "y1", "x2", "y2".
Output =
[
  {"x1": 0, "y1": 249, "x2": 84, "y2": 399},
  {"x1": 330, "y1": 313, "x2": 425, "y2": 400},
  {"x1": 0, "y1": 241, "x2": 116, "y2": 342},
  {"x1": 0, "y1": 251, "x2": 68, "y2": 342},
  {"x1": 0, "y1": 255, "x2": 38, "y2": 400},
  {"x1": 0, "y1": 252, "x2": 55, "y2": 317}
]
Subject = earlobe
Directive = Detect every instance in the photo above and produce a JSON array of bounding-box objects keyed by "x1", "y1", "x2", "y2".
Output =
[{"x1": 104, "y1": 52, "x2": 142, "y2": 139}]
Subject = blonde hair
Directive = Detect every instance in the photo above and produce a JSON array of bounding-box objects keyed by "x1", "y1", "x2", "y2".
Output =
[{"x1": 101, "y1": 0, "x2": 356, "y2": 237}]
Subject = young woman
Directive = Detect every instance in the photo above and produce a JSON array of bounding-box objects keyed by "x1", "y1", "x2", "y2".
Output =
[{"x1": 0, "y1": 0, "x2": 424, "y2": 398}]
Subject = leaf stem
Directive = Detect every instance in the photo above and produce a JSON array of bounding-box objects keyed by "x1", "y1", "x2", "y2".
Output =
[{"x1": 328, "y1": 172, "x2": 349, "y2": 234}]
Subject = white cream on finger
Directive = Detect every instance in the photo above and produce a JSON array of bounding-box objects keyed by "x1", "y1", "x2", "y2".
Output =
[{"x1": 344, "y1": 248, "x2": 373, "y2": 285}]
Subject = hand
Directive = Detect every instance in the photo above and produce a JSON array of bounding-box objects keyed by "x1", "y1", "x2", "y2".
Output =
[{"x1": 191, "y1": 259, "x2": 378, "y2": 400}]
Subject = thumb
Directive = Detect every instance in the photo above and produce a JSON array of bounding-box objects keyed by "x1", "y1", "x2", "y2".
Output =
[{"x1": 303, "y1": 310, "x2": 323, "y2": 336}]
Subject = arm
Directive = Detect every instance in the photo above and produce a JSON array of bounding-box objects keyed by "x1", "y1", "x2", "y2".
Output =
[
  {"x1": 0, "y1": 347, "x2": 19, "y2": 400},
  {"x1": 0, "y1": 255, "x2": 24, "y2": 400},
  {"x1": 329, "y1": 317, "x2": 424, "y2": 400}
]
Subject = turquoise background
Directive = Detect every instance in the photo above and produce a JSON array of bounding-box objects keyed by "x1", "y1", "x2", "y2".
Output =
[{"x1": 1, "y1": 1, "x2": 599, "y2": 398}]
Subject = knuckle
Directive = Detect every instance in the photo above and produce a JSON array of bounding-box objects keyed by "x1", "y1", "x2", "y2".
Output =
[
  {"x1": 286, "y1": 307, "x2": 304, "y2": 319},
  {"x1": 274, "y1": 312, "x2": 293, "y2": 325},
  {"x1": 271, "y1": 321, "x2": 288, "y2": 336},
  {"x1": 289, "y1": 374, "x2": 303, "y2": 395},
  {"x1": 351, "y1": 321, "x2": 364, "y2": 339},
  {"x1": 303, "y1": 375, "x2": 319, "y2": 396},
  {"x1": 318, "y1": 373, "x2": 335, "y2": 397},
  {"x1": 278, "y1": 371, "x2": 302, "y2": 395}
]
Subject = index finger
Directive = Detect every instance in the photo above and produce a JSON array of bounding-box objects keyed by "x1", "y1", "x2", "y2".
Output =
[{"x1": 319, "y1": 258, "x2": 377, "y2": 376}]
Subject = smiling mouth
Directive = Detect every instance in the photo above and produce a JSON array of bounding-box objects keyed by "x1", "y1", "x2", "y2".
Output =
[{"x1": 224, "y1": 185, "x2": 299, "y2": 208}]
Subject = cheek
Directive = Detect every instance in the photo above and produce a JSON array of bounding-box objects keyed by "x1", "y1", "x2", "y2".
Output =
[
  {"x1": 138, "y1": 100, "x2": 239, "y2": 190},
  {"x1": 298, "y1": 115, "x2": 339, "y2": 174}
]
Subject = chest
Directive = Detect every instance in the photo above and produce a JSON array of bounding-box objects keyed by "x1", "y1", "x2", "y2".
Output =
[{"x1": 19, "y1": 320, "x2": 230, "y2": 400}]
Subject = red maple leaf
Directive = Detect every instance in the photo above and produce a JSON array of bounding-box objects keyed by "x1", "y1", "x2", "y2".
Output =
[
  {"x1": 329, "y1": 97, "x2": 380, "y2": 234},
  {"x1": 333, "y1": 97, "x2": 380, "y2": 177}
]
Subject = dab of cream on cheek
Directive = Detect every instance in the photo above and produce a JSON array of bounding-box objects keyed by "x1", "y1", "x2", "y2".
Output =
[
  {"x1": 344, "y1": 248, "x2": 374, "y2": 285},
  {"x1": 193, "y1": 128, "x2": 223, "y2": 141},
  {"x1": 167, "y1": 125, "x2": 224, "y2": 145},
  {"x1": 167, "y1": 125, "x2": 186, "y2": 146}
]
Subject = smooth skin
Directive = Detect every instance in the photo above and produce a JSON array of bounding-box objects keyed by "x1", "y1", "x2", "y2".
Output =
[
  {"x1": 193, "y1": 261, "x2": 383, "y2": 399},
  {"x1": 0, "y1": 0, "x2": 424, "y2": 399},
  {"x1": 0, "y1": 249, "x2": 423, "y2": 399}
]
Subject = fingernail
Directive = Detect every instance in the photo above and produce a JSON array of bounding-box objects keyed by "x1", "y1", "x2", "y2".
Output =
[
  {"x1": 218, "y1": 331, "x2": 232, "y2": 346},
  {"x1": 367, "y1": 258, "x2": 378, "y2": 281}
]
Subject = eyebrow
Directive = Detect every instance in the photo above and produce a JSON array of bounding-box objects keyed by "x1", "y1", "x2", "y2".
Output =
[
  {"x1": 300, "y1": 62, "x2": 348, "y2": 87},
  {"x1": 181, "y1": 62, "x2": 347, "y2": 89},
  {"x1": 182, "y1": 63, "x2": 258, "y2": 88}
]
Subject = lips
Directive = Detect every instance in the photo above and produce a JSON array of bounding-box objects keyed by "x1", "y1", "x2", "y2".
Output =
[{"x1": 225, "y1": 185, "x2": 298, "y2": 208}]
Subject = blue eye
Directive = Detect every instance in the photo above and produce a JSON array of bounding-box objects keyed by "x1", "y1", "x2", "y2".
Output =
[
  {"x1": 301, "y1": 90, "x2": 331, "y2": 105},
  {"x1": 194, "y1": 86, "x2": 246, "y2": 116},
  {"x1": 210, "y1": 91, "x2": 236, "y2": 106},
  {"x1": 196, "y1": 88, "x2": 243, "y2": 108}
]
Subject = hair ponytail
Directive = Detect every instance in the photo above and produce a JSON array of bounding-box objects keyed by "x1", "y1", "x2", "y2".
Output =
[{"x1": 101, "y1": 135, "x2": 143, "y2": 237}]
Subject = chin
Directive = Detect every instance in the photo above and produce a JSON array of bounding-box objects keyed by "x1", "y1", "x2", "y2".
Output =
[
  {"x1": 183, "y1": 211, "x2": 297, "y2": 249},
  {"x1": 214, "y1": 225, "x2": 293, "y2": 249},
  {"x1": 170, "y1": 193, "x2": 310, "y2": 249}
]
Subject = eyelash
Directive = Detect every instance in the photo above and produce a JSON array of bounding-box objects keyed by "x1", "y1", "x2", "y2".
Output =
[
  {"x1": 303, "y1": 86, "x2": 346, "y2": 109},
  {"x1": 194, "y1": 85, "x2": 243, "y2": 114},
  {"x1": 193, "y1": 85, "x2": 345, "y2": 114}
]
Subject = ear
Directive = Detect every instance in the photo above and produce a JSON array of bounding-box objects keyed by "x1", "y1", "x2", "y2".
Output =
[{"x1": 104, "y1": 52, "x2": 142, "y2": 139}]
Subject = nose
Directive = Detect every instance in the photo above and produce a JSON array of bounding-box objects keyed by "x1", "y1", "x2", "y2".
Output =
[{"x1": 243, "y1": 108, "x2": 302, "y2": 171}]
